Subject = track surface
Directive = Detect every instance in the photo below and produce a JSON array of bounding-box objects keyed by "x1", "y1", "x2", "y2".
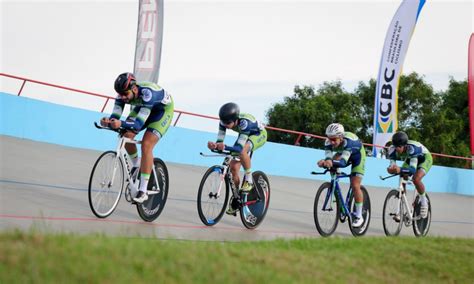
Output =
[{"x1": 1, "y1": 135, "x2": 473, "y2": 241}]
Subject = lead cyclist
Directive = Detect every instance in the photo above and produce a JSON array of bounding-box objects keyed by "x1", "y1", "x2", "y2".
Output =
[{"x1": 100, "y1": 72, "x2": 174, "y2": 204}]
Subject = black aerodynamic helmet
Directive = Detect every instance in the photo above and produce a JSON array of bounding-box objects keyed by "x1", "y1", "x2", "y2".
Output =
[
  {"x1": 114, "y1": 72, "x2": 136, "y2": 95},
  {"x1": 392, "y1": 131, "x2": 408, "y2": 147},
  {"x1": 219, "y1": 102, "x2": 240, "y2": 124}
]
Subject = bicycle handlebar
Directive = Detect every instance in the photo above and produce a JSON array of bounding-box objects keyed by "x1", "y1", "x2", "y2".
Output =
[
  {"x1": 94, "y1": 122, "x2": 137, "y2": 135},
  {"x1": 379, "y1": 174, "x2": 399, "y2": 180},
  {"x1": 311, "y1": 167, "x2": 351, "y2": 177},
  {"x1": 311, "y1": 169, "x2": 329, "y2": 175},
  {"x1": 200, "y1": 149, "x2": 240, "y2": 158},
  {"x1": 379, "y1": 173, "x2": 413, "y2": 181}
]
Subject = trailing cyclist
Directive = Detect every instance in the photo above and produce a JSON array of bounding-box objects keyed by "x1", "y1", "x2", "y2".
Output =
[
  {"x1": 386, "y1": 131, "x2": 432, "y2": 219},
  {"x1": 207, "y1": 102, "x2": 267, "y2": 215},
  {"x1": 317, "y1": 123, "x2": 366, "y2": 227},
  {"x1": 100, "y1": 72, "x2": 174, "y2": 203}
]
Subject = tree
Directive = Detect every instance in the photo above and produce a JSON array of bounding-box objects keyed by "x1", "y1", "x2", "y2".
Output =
[
  {"x1": 265, "y1": 73, "x2": 470, "y2": 168},
  {"x1": 419, "y1": 79, "x2": 470, "y2": 168},
  {"x1": 266, "y1": 81, "x2": 364, "y2": 148}
]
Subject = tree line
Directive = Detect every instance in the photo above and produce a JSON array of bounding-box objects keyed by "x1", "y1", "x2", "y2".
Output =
[{"x1": 265, "y1": 72, "x2": 470, "y2": 168}]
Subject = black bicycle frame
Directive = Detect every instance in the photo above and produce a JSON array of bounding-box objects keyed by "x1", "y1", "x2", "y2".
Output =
[{"x1": 221, "y1": 152, "x2": 262, "y2": 205}]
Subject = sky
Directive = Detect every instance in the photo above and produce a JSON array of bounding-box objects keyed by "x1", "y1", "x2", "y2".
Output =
[{"x1": 1, "y1": 0, "x2": 473, "y2": 133}]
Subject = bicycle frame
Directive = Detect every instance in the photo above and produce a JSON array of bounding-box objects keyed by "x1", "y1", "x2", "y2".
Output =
[
  {"x1": 322, "y1": 170, "x2": 353, "y2": 217},
  {"x1": 95, "y1": 123, "x2": 160, "y2": 197},
  {"x1": 392, "y1": 176, "x2": 422, "y2": 224},
  {"x1": 200, "y1": 151, "x2": 260, "y2": 206}
]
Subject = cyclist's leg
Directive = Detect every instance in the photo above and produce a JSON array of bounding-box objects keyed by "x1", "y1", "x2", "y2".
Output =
[
  {"x1": 239, "y1": 143, "x2": 253, "y2": 190},
  {"x1": 413, "y1": 170, "x2": 426, "y2": 194},
  {"x1": 227, "y1": 159, "x2": 241, "y2": 215},
  {"x1": 229, "y1": 159, "x2": 241, "y2": 187},
  {"x1": 241, "y1": 129, "x2": 267, "y2": 191},
  {"x1": 134, "y1": 103, "x2": 174, "y2": 202},
  {"x1": 350, "y1": 146, "x2": 366, "y2": 226},
  {"x1": 413, "y1": 153, "x2": 432, "y2": 195},
  {"x1": 124, "y1": 107, "x2": 141, "y2": 166},
  {"x1": 413, "y1": 153, "x2": 432, "y2": 217}
]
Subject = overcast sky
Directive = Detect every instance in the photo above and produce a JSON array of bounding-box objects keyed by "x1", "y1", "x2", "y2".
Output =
[{"x1": 1, "y1": 0, "x2": 473, "y2": 131}]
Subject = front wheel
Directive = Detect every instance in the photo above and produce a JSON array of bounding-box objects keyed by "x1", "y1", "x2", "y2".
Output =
[
  {"x1": 197, "y1": 166, "x2": 230, "y2": 226},
  {"x1": 382, "y1": 189, "x2": 404, "y2": 236},
  {"x1": 413, "y1": 194, "x2": 431, "y2": 237},
  {"x1": 240, "y1": 171, "x2": 271, "y2": 229},
  {"x1": 88, "y1": 151, "x2": 124, "y2": 218},
  {"x1": 349, "y1": 186, "x2": 371, "y2": 237},
  {"x1": 136, "y1": 158, "x2": 169, "y2": 222},
  {"x1": 314, "y1": 182, "x2": 339, "y2": 237}
]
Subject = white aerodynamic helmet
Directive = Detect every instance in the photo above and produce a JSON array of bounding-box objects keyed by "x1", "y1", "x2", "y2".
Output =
[{"x1": 326, "y1": 123, "x2": 344, "y2": 138}]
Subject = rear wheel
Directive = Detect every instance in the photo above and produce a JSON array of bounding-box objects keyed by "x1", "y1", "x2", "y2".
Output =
[
  {"x1": 88, "y1": 151, "x2": 124, "y2": 218},
  {"x1": 136, "y1": 158, "x2": 169, "y2": 222},
  {"x1": 382, "y1": 189, "x2": 404, "y2": 236},
  {"x1": 314, "y1": 182, "x2": 339, "y2": 237},
  {"x1": 197, "y1": 166, "x2": 229, "y2": 226},
  {"x1": 240, "y1": 171, "x2": 271, "y2": 229},
  {"x1": 413, "y1": 194, "x2": 431, "y2": 237},
  {"x1": 349, "y1": 186, "x2": 371, "y2": 237}
]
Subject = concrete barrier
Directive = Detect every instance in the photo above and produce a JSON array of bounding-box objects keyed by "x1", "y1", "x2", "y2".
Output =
[{"x1": 1, "y1": 92, "x2": 472, "y2": 195}]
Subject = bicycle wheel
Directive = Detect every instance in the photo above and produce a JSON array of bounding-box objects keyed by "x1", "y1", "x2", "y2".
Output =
[
  {"x1": 88, "y1": 151, "x2": 124, "y2": 218},
  {"x1": 313, "y1": 182, "x2": 339, "y2": 237},
  {"x1": 197, "y1": 166, "x2": 229, "y2": 226},
  {"x1": 240, "y1": 171, "x2": 271, "y2": 229},
  {"x1": 137, "y1": 158, "x2": 169, "y2": 222},
  {"x1": 349, "y1": 186, "x2": 371, "y2": 237},
  {"x1": 413, "y1": 194, "x2": 431, "y2": 237},
  {"x1": 382, "y1": 189, "x2": 404, "y2": 236}
]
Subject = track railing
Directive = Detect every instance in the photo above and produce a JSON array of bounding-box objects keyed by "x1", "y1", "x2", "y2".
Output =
[{"x1": 1, "y1": 72, "x2": 472, "y2": 163}]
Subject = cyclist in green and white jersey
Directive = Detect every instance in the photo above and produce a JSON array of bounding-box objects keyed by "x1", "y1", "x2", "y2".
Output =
[
  {"x1": 317, "y1": 123, "x2": 367, "y2": 227},
  {"x1": 100, "y1": 72, "x2": 174, "y2": 203},
  {"x1": 387, "y1": 131, "x2": 432, "y2": 218},
  {"x1": 207, "y1": 102, "x2": 267, "y2": 215}
]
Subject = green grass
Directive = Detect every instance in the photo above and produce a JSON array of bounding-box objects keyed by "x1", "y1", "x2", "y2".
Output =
[{"x1": 0, "y1": 231, "x2": 473, "y2": 283}]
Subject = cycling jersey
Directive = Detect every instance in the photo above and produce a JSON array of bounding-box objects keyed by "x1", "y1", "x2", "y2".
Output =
[
  {"x1": 388, "y1": 140, "x2": 432, "y2": 175},
  {"x1": 110, "y1": 82, "x2": 174, "y2": 136},
  {"x1": 324, "y1": 132, "x2": 366, "y2": 176},
  {"x1": 216, "y1": 113, "x2": 267, "y2": 153}
]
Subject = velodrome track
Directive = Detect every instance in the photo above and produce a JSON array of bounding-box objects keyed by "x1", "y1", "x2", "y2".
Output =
[{"x1": 1, "y1": 135, "x2": 473, "y2": 241}]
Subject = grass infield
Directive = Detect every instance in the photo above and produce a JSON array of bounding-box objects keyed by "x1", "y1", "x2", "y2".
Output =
[{"x1": 0, "y1": 231, "x2": 472, "y2": 283}]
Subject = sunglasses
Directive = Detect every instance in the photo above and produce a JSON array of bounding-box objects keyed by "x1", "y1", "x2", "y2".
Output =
[
  {"x1": 221, "y1": 120, "x2": 235, "y2": 126},
  {"x1": 119, "y1": 89, "x2": 133, "y2": 97}
]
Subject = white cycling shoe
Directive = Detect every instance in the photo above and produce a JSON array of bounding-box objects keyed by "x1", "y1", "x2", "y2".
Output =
[
  {"x1": 133, "y1": 191, "x2": 148, "y2": 204},
  {"x1": 352, "y1": 215, "x2": 364, "y2": 227}
]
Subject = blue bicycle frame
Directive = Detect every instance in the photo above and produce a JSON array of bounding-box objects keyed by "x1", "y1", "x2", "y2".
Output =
[{"x1": 321, "y1": 170, "x2": 353, "y2": 217}]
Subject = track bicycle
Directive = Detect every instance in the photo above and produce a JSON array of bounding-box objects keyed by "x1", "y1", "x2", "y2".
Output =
[
  {"x1": 197, "y1": 150, "x2": 270, "y2": 229},
  {"x1": 88, "y1": 122, "x2": 169, "y2": 222},
  {"x1": 312, "y1": 168, "x2": 371, "y2": 237},
  {"x1": 380, "y1": 174, "x2": 431, "y2": 237}
]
